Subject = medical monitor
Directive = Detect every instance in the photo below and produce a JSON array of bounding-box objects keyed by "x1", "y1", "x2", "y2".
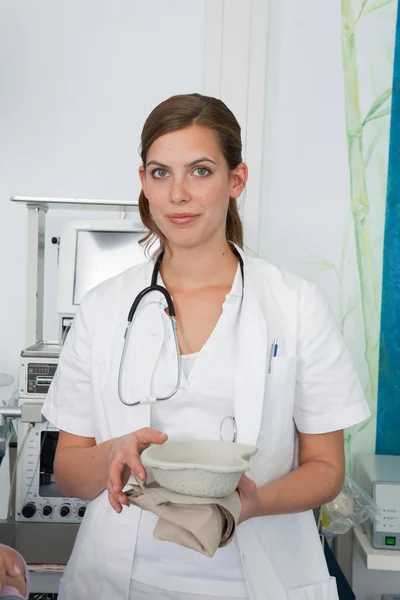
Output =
[{"x1": 57, "y1": 219, "x2": 147, "y2": 322}]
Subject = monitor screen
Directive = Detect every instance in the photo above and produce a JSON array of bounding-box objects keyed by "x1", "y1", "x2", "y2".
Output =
[{"x1": 73, "y1": 229, "x2": 145, "y2": 305}]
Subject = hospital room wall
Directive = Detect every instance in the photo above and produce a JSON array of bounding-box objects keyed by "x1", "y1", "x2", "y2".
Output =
[
  {"x1": 258, "y1": 6, "x2": 398, "y2": 594},
  {"x1": 0, "y1": 0, "x2": 206, "y2": 398},
  {"x1": 258, "y1": 0, "x2": 398, "y2": 466}
]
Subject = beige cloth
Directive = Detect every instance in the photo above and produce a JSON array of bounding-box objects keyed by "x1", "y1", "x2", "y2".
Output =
[
  {"x1": 129, "y1": 579, "x2": 250, "y2": 599},
  {"x1": 126, "y1": 483, "x2": 241, "y2": 558}
]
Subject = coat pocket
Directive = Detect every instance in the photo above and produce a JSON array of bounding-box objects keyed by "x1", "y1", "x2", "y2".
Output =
[
  {"x1": 288, "y1": 576, "x2": 339, "y2": 600},
  {"x1": 261, "y1": 356, "x2": 298, "y2": 434}
]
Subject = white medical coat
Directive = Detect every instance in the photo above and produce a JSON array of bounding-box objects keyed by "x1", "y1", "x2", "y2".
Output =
[{"x1": 42, "y1": 248, "x2": 370, "y2": 600}]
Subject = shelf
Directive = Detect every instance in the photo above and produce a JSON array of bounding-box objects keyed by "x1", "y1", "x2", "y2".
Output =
[
  {"x1": 354, "y1": 526, "x2": 400, "y2": 571},
  {"x1": 30, "y1": 570, "x2": 63, "y2": 594},
  {"x1": 10, "y1": 196, "x2": 139, "y2": 208}
]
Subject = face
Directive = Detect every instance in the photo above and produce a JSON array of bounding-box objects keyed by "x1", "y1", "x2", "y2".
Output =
[{"x1": 139, "y1": 125, "x2": 247, "y2": 250}]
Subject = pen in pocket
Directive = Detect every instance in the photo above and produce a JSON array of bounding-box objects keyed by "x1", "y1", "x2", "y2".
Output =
[{"x1": 268, "y1": 337, "x2": 279, "y2": 373}]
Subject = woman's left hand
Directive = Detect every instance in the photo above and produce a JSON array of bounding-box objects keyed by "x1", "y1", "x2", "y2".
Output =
[{"x1": 237, "y1": 474, "x2": 261, "y2": 524}]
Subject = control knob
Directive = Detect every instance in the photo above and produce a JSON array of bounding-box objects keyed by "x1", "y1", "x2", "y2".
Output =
[
  {"x1": 42, "y1": 505, "x2": 53, "y2": 517},
  {"x1": 21, "y1": 502, "x2": 36, "y2": 519},
  {"x1": 78, "y1": 506, "x2": 86, "y2": 518},
  {"x1": 59, "y1": 504, "x2": 71, "y2": 517}
]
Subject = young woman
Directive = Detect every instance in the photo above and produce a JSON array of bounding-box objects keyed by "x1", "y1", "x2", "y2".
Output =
[{"x1": 42, "y1": 93, "x2": 370, "y2": 600}]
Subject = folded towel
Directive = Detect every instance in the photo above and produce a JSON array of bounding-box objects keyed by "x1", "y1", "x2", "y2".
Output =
[{"x1": 126, "y1": 483, "x2": 241, "y2": 557}]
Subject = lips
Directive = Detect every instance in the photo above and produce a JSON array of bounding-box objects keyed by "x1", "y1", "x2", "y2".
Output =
[{"x1": 167, "y1": 213, "x2": 199, "y2": 225}]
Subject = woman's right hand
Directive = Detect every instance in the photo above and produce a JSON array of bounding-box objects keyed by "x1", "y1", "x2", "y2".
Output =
[{"x1": 106, "y1": 428, "x2": 167, "y2": 513}]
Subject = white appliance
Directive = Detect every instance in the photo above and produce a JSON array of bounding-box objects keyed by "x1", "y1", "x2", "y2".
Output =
[{"x1": 355, "y1": 454, "x2": 400, "y2": 550}]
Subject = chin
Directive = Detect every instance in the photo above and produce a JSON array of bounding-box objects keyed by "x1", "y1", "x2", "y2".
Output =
[
  {"x1": 160, "y1": 221, "x2": 224, "y2": 251},
  {"x1": 168, "y1": 236, "x2": 203, "y2": 250}
]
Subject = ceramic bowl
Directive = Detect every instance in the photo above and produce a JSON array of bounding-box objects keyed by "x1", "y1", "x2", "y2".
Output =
[{"x1": 141, "y1": 440, "x2": 257, "y2": 498}]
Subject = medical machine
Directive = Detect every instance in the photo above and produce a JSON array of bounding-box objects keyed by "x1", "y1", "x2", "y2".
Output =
[
  {"x1": 15, "y1": 420, "x2": 88, "y2": 523},
  {"x1": 11, "y1": 206, "x2": 146, "y2": 524},
  {"x1": 0, "y1": 197, "x2": 144, "y2": 577},
  {"x1": 19, "y1": 342, "x2": 60, "y2": 400},
  {"x1": 355, "y1": 453, "x2": 400, "y2": 550},
  {"x1": 57, "y1": 218, "x2": 145, "y2": 339},
  {"x1": 15, "y1": 342, "x2": 87, "y2": 523}
]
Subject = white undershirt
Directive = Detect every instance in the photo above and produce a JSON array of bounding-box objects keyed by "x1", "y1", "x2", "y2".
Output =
[
  {"x1": 130, "y1": 267, "x2": 248, "y2": 598},
  {"x1": 180, "y1": 352, "x2": 199, "y2": 379}
]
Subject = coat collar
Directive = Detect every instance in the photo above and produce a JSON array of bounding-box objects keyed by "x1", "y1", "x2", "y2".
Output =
[{"x1": 232, "y1": 248, "x2": 268, "y2": 444}]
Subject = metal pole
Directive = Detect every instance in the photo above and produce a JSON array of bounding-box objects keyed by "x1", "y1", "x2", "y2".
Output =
[
  {"x1": 25, "y1": 206, "x2": 47, "y2": 347},
  {"x1": 0, "y1": 408, "x2": 22, "y2": 419}
]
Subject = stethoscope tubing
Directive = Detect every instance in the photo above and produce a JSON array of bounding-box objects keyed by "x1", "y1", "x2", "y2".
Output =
[{"x1": 118, "y1": 247, "x2": 243, "y2": 418}]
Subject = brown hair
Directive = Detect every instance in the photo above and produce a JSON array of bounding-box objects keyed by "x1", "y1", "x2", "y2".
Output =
[{"x1": 138, "y1": 93, "x2": 244, "y2": 253}]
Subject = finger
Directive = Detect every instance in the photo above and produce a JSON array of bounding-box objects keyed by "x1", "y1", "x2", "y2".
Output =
[
  {"x1": 107, "y1": 489, "x2": 122, "y2": 513},
  {"x1": 5, "y1": 559, "x2": 20, "y2": 578},
  {"x1": 108, "y1": 456, "x2": 126, "y2": 495},
  {"x1": 0, "y1": 562, "x2": 6, "y2": 592},
  {"x1": 238, "y1": 474, "x2": 256, "y2": 498},
  {"x1": 135, "y1": 428, "x2": 168, "y2": 449},
  {"x1": 126, "y1": 453, "x2": 147, "y2": 482},
  {"x1": 5, "y1": 553, "x2": 22, "y2": 578},
  {"x1": 107, "y1": 463, "x2": 130, "y2": 510}
]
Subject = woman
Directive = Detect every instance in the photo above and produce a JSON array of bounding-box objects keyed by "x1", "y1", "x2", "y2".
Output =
[{"x1": 42, "y1": 93, "x2": 370, "y2": 600}]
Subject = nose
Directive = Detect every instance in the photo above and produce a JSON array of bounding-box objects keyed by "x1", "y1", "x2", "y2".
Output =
[{"x1": 169, "y1": 177, "x2": 190, "y2": 204}]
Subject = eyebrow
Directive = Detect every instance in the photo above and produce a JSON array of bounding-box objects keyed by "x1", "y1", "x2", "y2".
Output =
[{"x1": 146, "y1": 157, "x2": 217, "y2": 169}]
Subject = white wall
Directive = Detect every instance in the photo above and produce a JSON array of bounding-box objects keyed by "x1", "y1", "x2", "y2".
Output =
[
  {"x1": 259, "y1": 0, "x2": 397, "y2": 596},
  {"x1": 259, "y1": 0, "x2": 351, "y2": 308},
  {"x1": 259, "y1": 0, "x2": 396, "y2": 459},
  {"x1": 0, "y1": 0, "x2": 205, "y2": 385}
]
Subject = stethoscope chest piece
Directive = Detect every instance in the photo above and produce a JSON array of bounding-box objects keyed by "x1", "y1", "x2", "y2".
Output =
[{"x1": 220, "y1": 416, "x2": 237, "y2": 443}]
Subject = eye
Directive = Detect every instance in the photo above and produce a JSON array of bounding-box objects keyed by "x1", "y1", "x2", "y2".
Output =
[
  {"x1": 151, "y1": 168, "x2": 169, "y2": 179},
  {"x1": 193, "y1": 167, "x2": 210, "y2": 177}
]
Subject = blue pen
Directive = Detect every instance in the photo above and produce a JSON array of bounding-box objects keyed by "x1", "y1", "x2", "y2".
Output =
[{"x1": 268, "y1": 337, "x2": 279, "y2": 373}]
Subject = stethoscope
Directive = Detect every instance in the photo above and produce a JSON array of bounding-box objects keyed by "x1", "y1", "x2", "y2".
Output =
[{"x1": 118, "y1": 246, "x2": 244, "y2": 443}]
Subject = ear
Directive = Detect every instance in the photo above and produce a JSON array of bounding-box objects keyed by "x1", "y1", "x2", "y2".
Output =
[
  {"x1": 230, "y1": 163, "x2": 248, "y2": 199},
  {"x1": 138, "y1": 165, "x2": 147, "y2": 195}
]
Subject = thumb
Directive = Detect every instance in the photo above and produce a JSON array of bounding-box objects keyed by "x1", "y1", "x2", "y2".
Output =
[
  {"x1": 5, "y1": 557, "x2": 21, "y2": 578},
  {"x1": 135, "y1": 428, "x2": 168, "y2": 450},
  {"x1": 238, "y1": 474, "x2": 256, "y2": 499}
]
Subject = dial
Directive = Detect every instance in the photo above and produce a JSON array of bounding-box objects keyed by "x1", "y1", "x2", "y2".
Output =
[
  {"x1": 21, "y1": 502, "x2": 36, "y2": 519},
  {"x1": 78, "y1": 506, "x2": 86, "y2": 518},
  {"x1": 59, "y1": 504, "x2": 71, "y2": 517},
  {"x1": 42, "y1": 505, "x2": 53, "y2": 517}
]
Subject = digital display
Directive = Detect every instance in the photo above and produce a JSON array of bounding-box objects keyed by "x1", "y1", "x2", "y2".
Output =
[
  {"x1": 385, "y1": 536, "x2": 396, "y2": 546},
  {"x1": 28, "y1": 364, "x2": 49, "y2": 375}
]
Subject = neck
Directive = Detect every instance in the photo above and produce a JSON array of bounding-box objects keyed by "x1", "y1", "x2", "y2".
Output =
[{"x1": 160, "y1": 238, "x2": 238, "y2": 291}]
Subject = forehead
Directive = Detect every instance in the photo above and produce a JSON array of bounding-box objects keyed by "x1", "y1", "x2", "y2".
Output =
[{"x1": 146, "y1": 125, "x2": 223, "y2": 162}]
